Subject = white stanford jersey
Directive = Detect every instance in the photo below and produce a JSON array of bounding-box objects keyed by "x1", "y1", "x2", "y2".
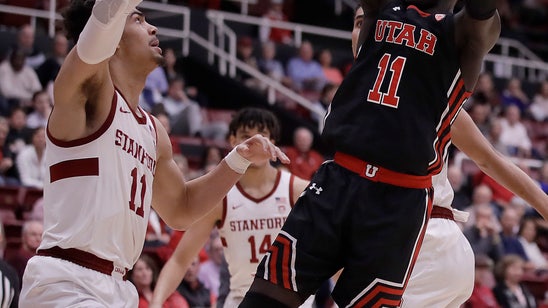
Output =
[
  {"x1": 217, "y1": 170, "x2": 296, "y2": 302},
  {"x1": 432, "y1": 162, "x2": 469, "y2": 222},
  {"x1": 39, "y1": 90, "x2": 157, "y2": 269}
]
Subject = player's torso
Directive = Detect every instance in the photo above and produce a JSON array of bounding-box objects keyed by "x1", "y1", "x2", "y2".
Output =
[
  {"x1": 218, "y1": 170, "x2": 294, "y2": 298},
  {"x1": 323, "y1": 0, "x2": 468, "y2": 176},
  {"x1": 40, "y1": 91, "x2": 157, "y2": 268}
]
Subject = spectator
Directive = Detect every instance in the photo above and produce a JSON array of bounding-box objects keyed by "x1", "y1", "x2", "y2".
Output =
[
  {"x1": 6, "y1": 220, "x2": 43, "y2": 283},
  {"x1": 284, "y1": 126, "x2": 324, "y2": 180},
  {"x1": 36, "y1": 33, "x2": 69, "y2": 90},
  {"x1": 142, "y1": 66, "x2": 169, "y2": 111},
  {"x1": 0, "y1": 221, "x2": 19, "y2": 308},
  {"x1": 528, "y1": 80, "x2": 548, "y2": 122},
  {"x1": 13, "y1": 24, "x2": 46, "y2": 69},
  {"x1": 162, "y1": 77, "x2": 203, "y2": 137},
  {"x1": 26, "y1": 90, "x2": 52, "y2": 129},
  {"x1": 501, "y1": 78, "x2": 530, "y2": 114},
  {"x1": 259, "y1": 0, "x2": 292, "y2": 45},
  {"x1": 475, "y1": 72, "x2": 503, "y2": 114},
  {"x1": 177, "y1": 255, "x2": 212, "y2": 308},
  {"x1": 493, "y1": 255, "x2": 537, "y2": 308},
  {"x1": 499, "y1": 105, "x2": 533, "y2": 158},
  {"x1": 317, "y1": 49, "x2": 343, "y2": 86},
  {"x1": 486, "y1": 118, "x2": 511, "y2": 157},
  {"x1": 499, "y1": 208, "x2": 530, "y2": 262},
  {"x1": 257, "y1": 41, "x2": 287, "y2": 85},
  {"x1": 463, "y1": 203, "x2": 505, "y2": 263},
  {"x1": 0, "y1": 116, "x2": 19, "y2": 186},
  {"x1": 518, "y1": 217, "x2": 548, "y2": 272},
  {"x1": 448, "y1": 164, "x2": 472, "y2": 211},
  {"x1": 468, "y1": 94, "x2": 493, "y2": 136},
  {"x1": 465, "y1": 254, "x2": 500, "y2": 308},
  {"x1": 0, "y1": 48, "x2": 42, "y2": 108},
  {"x1": 464, "y1": 184, "x2": 499, "y2": 229},
  {"x1": 129, "y1": 254, "x2": 188, "y2": 308},
  {"x1": 236, "y1": 36, "x2": 260, "y2": 89},
  {"x1": 286, "y1": 41, "x2": 326, "y2": 93},
  {"x1": 162, "y1": 48, "x2": 180, "y2": 81},
  {"x1": 310, "y1": 83, "x2": 337, "y2": 125},
  {"x1": 16, "y1": 126, "x2": 46, "y2": 189},
  {"x1": 198, "y1": 235, "x2": 223, "y2": 299}
]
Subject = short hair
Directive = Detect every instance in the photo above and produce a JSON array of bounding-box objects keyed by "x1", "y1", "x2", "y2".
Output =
[
  {"x1": 62, "y1": 0, "x2": 95, "y2": 42},
  {"x1": 228, "y1": 108, "x2": 281, "y2": 143}
]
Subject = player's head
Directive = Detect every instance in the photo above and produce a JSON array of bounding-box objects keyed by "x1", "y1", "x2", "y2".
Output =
[
  {"x1": 228, "y1": 107, "x2": 281, "y2": 146},
  {"x1": 352, "y1": 5, "x2": 364, "y2": 59},
  {"x1": 62, "y1": 0, "x2": 95, "y2": 43}
]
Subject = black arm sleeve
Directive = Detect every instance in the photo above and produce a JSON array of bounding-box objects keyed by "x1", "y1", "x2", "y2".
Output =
[{"x1": 464, "y1": 0, "x2": 497, "y2": 20}]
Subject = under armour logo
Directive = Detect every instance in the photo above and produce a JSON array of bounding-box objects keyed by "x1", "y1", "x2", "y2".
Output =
[
  {"x1": 309, "y1": 183, "x2": 323, "y2": 195},
  {"x1": 365, "y1": 165, "x2": 379, "y2": 178},
  {"x1": 393, "y1": 6, "x2": 401, "y2": 11}
]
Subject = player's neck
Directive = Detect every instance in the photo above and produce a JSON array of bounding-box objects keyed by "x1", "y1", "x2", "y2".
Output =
[
  {"x1": 239, "y1": 164, "x2": 278, "y2": 187},
  {"x1": 109, "y1": 59, "x2": 150, "y2": 109}
]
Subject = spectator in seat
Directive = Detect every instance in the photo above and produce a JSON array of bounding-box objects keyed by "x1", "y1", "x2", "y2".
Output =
[
  {"x1": 6, "y1": 220, "x2": 43, "y2": 283},
  {"x1": 284, "y1": 126, "x2": 324, "y2": 180},
  {"x1": 259, "y1": 0, "x2": 292, "y2": 45},
  {"x1": 464, "y1": 254, "x2": 500, "y2": 308},
  {"x1": 286, "y1": 41, "x2": 326, "y2": 93},
  {"x1": 16, "y1": 126, "x2": 46, "y2": 189},
  {"x1": 0, "y1": 116, "x2": 19, "y2": 186},
  {"x1": 13, "y1": 24, "x2": 46, "y2": 69},
  {"x1": 518, "y1": 217, "x2": 548, "y2": 272},
  {"x1": 493, "y1": 255, "x2": 537, "y2": 308},
  {"x1": 501, "y1": 78, "x2": 531, "y2": 114},
  {"x1": 177, "y1": 255, "x2": 213, "y2": 308},
  {"x1": 317, "y1": 49, "x2": 343, "y2": 86},
  {"x1": 36, "y1": 33, "x2": 69, "y2": 91},
  {"x1": 0, "y1": 48, "x2": 42, "y2": 109},
  {"x1": 499, "y1": 105, "x2": 534, "y2": 158},
  {"x1": 129, "y1": 254, "x2": 188, "y2": 308},
  {"x1": 529, "y1": 80, "x2": 548, "y2": 122},
  {"x1": 26, "y1": 90, "x2": 52, "y2": 129}
]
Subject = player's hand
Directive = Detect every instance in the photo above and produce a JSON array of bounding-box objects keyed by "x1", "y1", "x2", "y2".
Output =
[{"x1": 236, "y1": 134, "x2": 290, "y2": 164}]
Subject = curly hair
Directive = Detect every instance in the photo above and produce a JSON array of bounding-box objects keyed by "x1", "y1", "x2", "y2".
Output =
[
  {"x1": 229, "y1": 107, "x2": 281, "y2": 143},
  {"x1": 62, "y1": 0, "x2": 95, "y2": 42}
]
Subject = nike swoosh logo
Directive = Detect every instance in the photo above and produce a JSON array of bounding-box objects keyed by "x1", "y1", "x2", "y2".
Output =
[
  {"x1": 119, "y1": 107, "x2": 131, "y2": 114},
  {"x1": 232, "y1": 204, "x2": 244, "y2": 210}
]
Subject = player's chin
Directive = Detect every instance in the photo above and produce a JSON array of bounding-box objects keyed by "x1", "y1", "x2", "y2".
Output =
[{"x1": 154, "y1": 53, "x2": 166, "y2": 66}]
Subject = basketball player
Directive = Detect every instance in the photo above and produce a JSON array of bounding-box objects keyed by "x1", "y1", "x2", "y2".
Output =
[
  {"x1": 240, "y1": 1, "x2": 503, "y2": 307},
  {"x1": 19, "y1": 1, "x2": 288, "y2": 307},
  {"x1": 350, "y1": 5, "x2": 548, "y2": 307},
  {"x1": 149, "y1": 108, "x2": 309, "y2": 308}
]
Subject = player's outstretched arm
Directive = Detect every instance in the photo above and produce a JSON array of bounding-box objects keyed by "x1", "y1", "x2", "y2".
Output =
[
  {"x1": 150, "y1": 206, "x2": 221, "y2": 308},
  {"x1": 152, "y1": 121, "x2": 289, "y2": 230},
  {"x1": 454, "y1": 0, "x2": 501, "y2": 91},
  {"x1": 50, "y1": 0, "x2": 142, "y2": 141},
  {"x1": 452, "y1": 111, "x2": 548, "y2": 220}
]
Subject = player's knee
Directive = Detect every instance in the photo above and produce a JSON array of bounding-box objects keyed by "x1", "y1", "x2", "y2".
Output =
[{"x1": 239, "y1": 291, "x2": 292, "y2": 308}]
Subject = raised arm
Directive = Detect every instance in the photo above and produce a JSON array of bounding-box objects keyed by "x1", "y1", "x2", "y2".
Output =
[
  {"x1": 451, "y1": 111, "x2": 548, "y2": 220},
  {"x1": 150, "y1": 206, "x2": 221, "y2": 308},
  {"x1": 454, "y1": 0, "x2": 501, "y2": 91},
  {"x1": 49, "y1": 0, "x2": 141, "y2": 141},
  {"x1": 356, "y1": 0, "x2": 390, "y2": 56}
]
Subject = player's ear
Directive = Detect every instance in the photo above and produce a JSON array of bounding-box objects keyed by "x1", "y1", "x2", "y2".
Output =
[{"x1": 228, "y1": 134, "x2": 237, "y2": 148}]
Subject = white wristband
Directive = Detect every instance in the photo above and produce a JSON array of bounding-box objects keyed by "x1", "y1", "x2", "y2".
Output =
[{"x1": 224, "y1": 148, "x2": 251, "y2": 174}]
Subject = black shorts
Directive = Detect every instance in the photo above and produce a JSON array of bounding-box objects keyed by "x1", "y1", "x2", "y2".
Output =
[{"x1": 256, "y1": 156, "x2": 433, "y2": 307}]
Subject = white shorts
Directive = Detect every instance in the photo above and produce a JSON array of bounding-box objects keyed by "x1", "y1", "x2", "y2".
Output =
[
  {"x1": 20, "y1": 256, "x2": 138, "y2": 308},
  {"x1": 401, "y1": 217, "x2": 474, "y2": 308}
]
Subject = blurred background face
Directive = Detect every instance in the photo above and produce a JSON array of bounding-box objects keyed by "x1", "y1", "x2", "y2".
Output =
[
  {"x1": 294, "y1": 128, "x2": 313, "y2": 152},
  {"x1": 299, "y1": 42, "x2": 314, "y2": 61},
  {"x1": 53, "y1": 34, "x2": 68, "y2": 57},
  {"x1": 505, "y1": 259, "x2": 524, "y2": 284},
  {"x1": 183, "y1": 257, "x2": 200, "y2": 283},
  {"x1": 34, "y1": 92, "x2": 52, "y2": 114},
  {"x1": 132, "y1": 258, "x2": 153, "y2": 289},
  {"x1": 519, "y1": 220, "x2": 536, "y2": 242},
  {"x1": 32, "y1": 127, "x2": 46, "y2": 149},
  {"x1": 23, "y1": 222, "x2": 43, "y2": 251}
]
